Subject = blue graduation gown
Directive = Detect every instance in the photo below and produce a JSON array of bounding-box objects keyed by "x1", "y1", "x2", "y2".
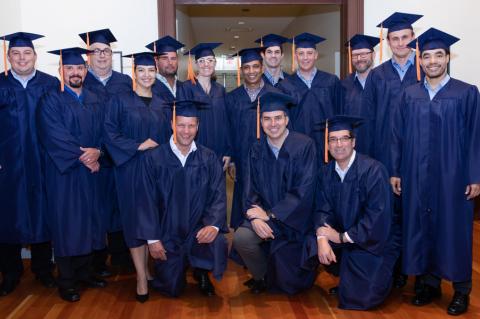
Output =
[
  {"x1": 278, "y1": 70, "x2": 342, "y2": 166},
  {"x1": 103, "y1": 91, "x2": 171, "y2": 247},
  {"x1": 37, "y1": 87, "x2": 105, "y2": 257},
  {"x1": 261, "y1": 70, "x2": 289, "y2": 87},
  {"x1": 225, "y1": 83, "x2": 280, "y2": 228},
  {"x1": 308, "y1": 154, "x2": 398, "y2": 309},
  {"x1": 137, "y1": 143, "x2": 228, "y2": 297},
  {"x1": 83, "y1": 70, "x2": 132, "y2": 233},
  {"x1": 240, "y1": 131, "x2": 317, "y2": 294},
  {"x1": 0, "y1": 70, "x2": 58, "y2": 244},
  {"x1": 390, "y1": 79, "x2": 480, "y2": 282},
  {"x1": 341, "y1": 73, "x2": 374, "y2": 157},
  {"x1": 177, "y1": 80, "x2": 232, "y2": 159}
]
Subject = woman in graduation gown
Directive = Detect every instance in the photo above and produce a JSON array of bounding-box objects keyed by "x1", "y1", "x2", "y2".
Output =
[
  {"x1": 177, "y1": 42, "x2": 231, "y2": 169},
  {"x1": 103, "y1": 52, "x2": 171, "y2": 302}
]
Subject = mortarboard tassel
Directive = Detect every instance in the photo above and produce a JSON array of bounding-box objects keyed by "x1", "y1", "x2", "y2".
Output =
[
  {"x1": 291, "y1": 37, "x2": 295, "y2": 72},
  {"x1": 153, "y1": 41, "x2": 156, "y2": 53},
  {"x1": 59, "y1": 50, "x2": 65, "y2": 92},
  {"x1": 173, "y1": 100, "x2": 177, "y2": 144},
  {"x1": 131, "y1": 55, "x2": 137, "y2": 91},
  {"x1": 348, "y1": 41, "x2": 352, "y2": 74},
  {"x1": 186, "y1": 51, "x2": 196, "y2": 85},
  {"x1": 86, "y1": 32, "x2": 91, "y2": 66},
  {"x1": 379, "y1": 24, "x2": 383, "y2": 63},
  {"x1": 256, "y1": 98, "x2": 260, "y2": 140},
  {"x1": 415, "y1": 39, "x2": 421, "y2": 81},
  {"x1": 236, "y1": 53, "x2": 241, "y2": 87},
  {"x1": 324, "y1": 119, "x2": 329, "y2": 163},
  {"x1": 3, "y1": 37, "x2": 7, "y2": 76},
  {"x1": 260, "y1": 37, "x2": 263, "y2": 47}
]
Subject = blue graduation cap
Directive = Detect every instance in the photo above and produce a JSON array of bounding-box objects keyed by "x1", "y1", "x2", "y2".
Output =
[
  {"x1": 376, "y1": 12, "x2": 423, "y2": 33},
  {"x1": 123, "y1": 52, "x2": 159, "y2": 66},
  {"x1": 258, "y1": 91, "x2": 296, "y2": 113},
  {"x1": 407, "y1": 27, "x2": 459, "y2": 53},
  {"x1": 166, "y1": 99, "x2": 210, "y2": 118},
  {"x1": 234, "y1": 47, "x2": 263, "y2": 65},
  {"x1": 145, "y1": 35, "x2": 185, "y2": 54},
  {"x1": 79, "y1": 28, "x2": 117, "y2": 45},
  {"x1": 292, "y1": 32, "x2": 326, "y2": 49},
  {"x1": 254, "y1": 34, "x2": 290, "y2": 49},
  {"x1": 48, "y1": 47, "x2": 91, "y2": 65},
  {"x1": 347, "y1": 34, "x2": 380, "y2": 51},
  {"x1": 185, "y1": 42, "x2": 222, "y2": 60},
  {"x1": 2, "y1": 32, "x2": 44, "y2": 48}
]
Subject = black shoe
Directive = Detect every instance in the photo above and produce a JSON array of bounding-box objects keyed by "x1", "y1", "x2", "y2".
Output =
[
  {"x1": 135, "y1": 292, "x2": 149, "y2": 303},
  {"x1": 80, "y1": 277, "x2": 107, "y2": 288},
  {"x1": 394, "y1": 273, "x2": 408, "y2": 288},
  {"x1": 94, "y1": 267, "x2": 113, "y2": 278},
  {"x1": 243, "y1": 278, "x2": 255, "y2": 288},
  {"x1": 328, "y1": 286, "x2": 339, "y2": 295},
  {"x1": 447, "y1": 292, "x2": 469, "y2": 316},
  {"x1": 194, "y1": 270, "x2": 215, "y2": 297},
  {"x1": 411, "y1": 285, "x2": 442, "y2": 306},
  {"x1": 36, "y1": 273, "x2": 57, "y2": 288},
  {"x1": 59, "y1": 287, "x2": 80, "y2": 302},
  {"x1": 250, "y1": 279, "x2": 267, "y2": 294},
  {"x1": 0, "y1": 277, "x2": 20, "y2": 296}
]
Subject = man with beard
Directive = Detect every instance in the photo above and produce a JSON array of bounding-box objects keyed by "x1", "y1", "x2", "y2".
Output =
[
  {"x1": 225, "y1": 48, "x2": 280, "y2": 229},
  {"x1": 341, "y1": 34, "x2": 379, "y2": 156},
  {"x1": 254, "y1": 34, "x2": 290, "y2": 87},
  {"x1": 390, "y1": 28, "x2": 480, "y2": 316},
  {"x1": 79, "y1": 28, "x2": 133, "y2": 277},
  {"x1": 0, "y1": 32, "x2": 58, "y2": 295},
  {"x1": 37, "y1": 48, "x2": 107, "y2": 302}
]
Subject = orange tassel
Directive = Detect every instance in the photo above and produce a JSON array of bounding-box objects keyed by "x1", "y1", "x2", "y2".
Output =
[
  {"x1": 256, "y1": 98, "x2": 260, "y2": 140},
  {"x1": 187, "y1": 52, "x2": 196, "y2": 84},
  {"x1": 236, "y1": 53, "x2": 241, "y2": 87},
  {"x1": 415, "y1": 39, "x2": 421, "y2": 82},
  {"x1": 379, "y1": 24, "x2": 383, "y2": 63},
  {"x1": 324, "y1": 119, "x2": 329, "y2": 163},
  {"x1": 3, "y1": 37, "x2": 7, "y2": 76},
  {"x1": 260, "y1": 37, "x2": 263, "y2": 47},
  {"x1": 173, "y1": 100, "x2": 177, "y2": 144},
  {"x1": 131, "y1": 55, "x2": 137, "y2": 91},
  {"x1": 59, "y1": 50, "x2": 65, "y2": 92},
  {"x1": 153, "y1": 41, "x2": 157, "y2": 53},
  {"x1": 86, "y1": 32, "x2": 90, "y2": 66},
  {"x1": 348, "y1": 41, "x2": 352, "y2": 74},
  {"x1": 291, "y1": 37, "x2": 295, "y2": 72}
]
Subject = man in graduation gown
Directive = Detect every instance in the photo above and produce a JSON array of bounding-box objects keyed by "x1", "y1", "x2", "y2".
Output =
[
  {"x1": 37, "y1": 48, "x2": 107, "y2": 302},
  {"x1": 341, "y1": 34, "x2": 379, "y2": 156},
  {"x1": 390, "y1": 28, "x2": 480, "y2": 316},
  {"x1": 233, "y1": 92, "x2": 317, "y2": 295},
  {"x1": 254, "y1": 34, "x2": 290, "y2": 87},
  {"x1": 278, "y1": 32, "x2": 342, "y2": 167},
  {"x1": 362, "y1": 12, "x2": 424, "y2": 289},
  {"x1": 138, "y1": 100, "x2": 228, "y2": 297},
  {"x1": 79, "y1": 28, "x2": 133, "y2": 277},
  {"x1": 310, "y1": 115, "x2": 398, "y2": 310},
  {"x1": 225, "y1": 48, "x2": 281, "y2": 229},
  {"x1": 0, "y1": 32, "x2": 58, "y2": 295}
]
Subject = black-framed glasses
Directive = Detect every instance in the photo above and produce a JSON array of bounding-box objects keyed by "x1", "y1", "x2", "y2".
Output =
[
  {"x1": 91, "y1": 48, "x2": 113, "y2": 56},
  {"x1": 328, "y1": 136, "x2": 352, "y2": 144},
  {"x1": 352, "y1": 51, "x2": 373, "y2": 60}
]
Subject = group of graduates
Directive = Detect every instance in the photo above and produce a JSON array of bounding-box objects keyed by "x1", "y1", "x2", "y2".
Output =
[{"x1": 1, "y1": 10, "x2": 479, "y2": 316}]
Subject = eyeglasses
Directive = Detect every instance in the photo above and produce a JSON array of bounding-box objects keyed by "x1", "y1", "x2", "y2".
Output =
[
  {"x1": 351, "y1": 51, "x2": 372, "y2": 60},
  {"x1": 328, "y1": 136, "x2": 352, "y2": 144},
  {"x1": 91, "y1": 48, "x2": 113, "y2": 56},
  {"x1": 197, "y1": 58, "x2": 216, "y2": 65}
]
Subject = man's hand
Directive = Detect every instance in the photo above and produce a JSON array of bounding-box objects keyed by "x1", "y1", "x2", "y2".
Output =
[
  {"x1": 138, "y1": 138, "x2": 159, "y2": 151},
  {"x1": 148, "y1": 241, "x2": 167, "y2": 260},
  {"x1": 251, "y1": 219, "x2": 274, "y2": 240},
  {"x1": 85, "y1": 161, "x2": 100, "y2": 173},
  {"x1": 466, "y1": 183, "x2": 480, "y2": 200},
  {"x1": 227, "y1": 162, "x2": 236, "y2": 181},
  {"x1": 390, "y1": 177, "x2": 402, "y2": 195},
  {"x1": 317, "y1": 224, "x2": 340, "y2": 244},
  {"x1": 222, "y1": 156, "x2": 231, "y2": 172},
  {"x1": 317, "y1": 237, "x2": 337, "y2": 265},
  {"x1": 196, "y1": 226, "x2": 219, "y2": 244},
  {"x1": 79, "y1": 147, "x2": 100, "y2": 165},
  {"x1": 246, "y1": 205, "x2": 268, "y2": 221}
]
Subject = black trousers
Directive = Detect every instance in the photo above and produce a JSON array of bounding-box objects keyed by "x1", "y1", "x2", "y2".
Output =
[
  {"x1": 0, "y1": 243, "x2": 23, "y2": 280},
  {"x1": 422, "y1": 273, "x2": 472, "y2": 295},
  {"x1": 55, "y1": 254, "x2": 93, "y2": 290},
  {"x1": 30, "y1": 241, "x2": 54, "y2": 276},
  {"x1": 92, "y1": 230, "x2": 130, "y2": 270}
]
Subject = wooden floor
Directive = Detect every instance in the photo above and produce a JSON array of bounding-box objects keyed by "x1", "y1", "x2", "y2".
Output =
[{"x1": 1, "y1": 221, "x2": 479, "y2": 319}]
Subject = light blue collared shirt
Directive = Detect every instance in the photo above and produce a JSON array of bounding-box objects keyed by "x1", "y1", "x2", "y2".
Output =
[
  {"x1": 355, "y1": 72, "x2": 367, "y2": 89},
  {"x1": 335, "y1": 150, "x2": 356, "y2": 182},
  {"x1": 244, "y1": 79, "x2": 265, "y2": 102},
  {"x1": 264, "y1": 69, "x2": 284, "y2": 86},
  {"x1": 297, "y1": 68, "x2": 317, "y2": 89},
  {"x1": 424, "y1": 74, "x2": 450, "y2": 100},
  {"x1": 11, "y1": 69, "x2": 36, "y2": 89},
  {"x1": 64, "y1": 85, "x2": 84, "y2": 103},
  {"x1": 267, "y1": 129, "x2": 289, "y2": 159},
  {"x1": 156, "y1": 73, "x2": 177, "y2": 97},
  {"x1": 88, "y1": 69, "x2": 112, "y2": 86},
  {"x1": 391, "y1": 51, "x2": 415, "y2": 81}
]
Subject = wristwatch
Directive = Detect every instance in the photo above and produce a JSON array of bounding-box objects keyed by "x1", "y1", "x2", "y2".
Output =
[{"x1": 339, "y1": 232, "x2": 345, "y2": 244}]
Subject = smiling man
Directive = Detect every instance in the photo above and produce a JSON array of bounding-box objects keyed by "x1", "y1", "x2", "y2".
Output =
[
  {"x1": 390, "y1": 28, "x2": 480, "y2": 316},
  {"x1": 254, "y1": 34, "x2": 290, "y2": 87}
]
